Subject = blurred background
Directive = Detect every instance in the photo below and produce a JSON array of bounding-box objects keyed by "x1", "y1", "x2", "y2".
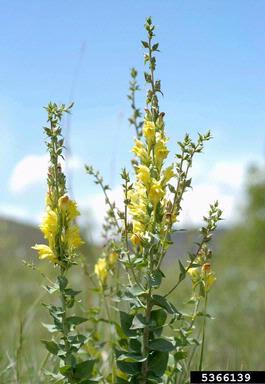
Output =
[{"x1": 0, "y1": 0, "x2": 265, "y2": 381}]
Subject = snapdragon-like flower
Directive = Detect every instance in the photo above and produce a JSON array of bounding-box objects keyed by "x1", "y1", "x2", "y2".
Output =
[
  {"x1": 132, "y1": 139, "x2": 148, "y2": 163},
  {"x1": 58, "y1": 194, "x2": 80, "y2": 220},
  {"x1": 149, "y1": 180, "x2": 165, "y2": 206},
  {"x1": 108, "y1": 251, "x2": 119, "y2": 266},
  {"x1": 187, "y1": 262, "x2": 216, "y2": 293},
  {"x1": 128, "y1": 111, "x2": 172, "y2": 246},
  {"x1": 39, "y1": 208, "x2": 57, "y2": 244},
  {"x1": 154, "y1": 133, "x2": 169, "y2": 167},
  {"x1": 137, "y1": 165, "x2": 151, "y2": 186},
  {"x1": 162, "y1": 165, "x2": 175, "y2": 184},
  {"x1": 94, "y1": 257, "x2": 108, "y2": 284},
  {"x1": 32, "y1": 194, "x2": 83, "y2": 265},
  {"x1": 32, "y1": 244, "x2": 57, "y2": 263},
  {"x1": 143, "y1": 120, "x2": 156, "y2": 142}
]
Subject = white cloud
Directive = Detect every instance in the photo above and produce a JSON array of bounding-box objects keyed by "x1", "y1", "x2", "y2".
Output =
[
  {"x1": 180, "y1": 183, "x2": 240, "y2": 226},
  {"x1": 209, "y1": 161, "x2": 246, "y2": 189},
  {"x1": 81, "y1": 160, "x2": 247, "y2": 240},
  {"x1": 9, "y1": 154, "x2": 82, "y2": 194},
  {"x1": 0, "y1": 204, "x2": 38, "y2": 223},
  {"x1": 80, "y1": 186, "x2": 124, "y2": 241}
]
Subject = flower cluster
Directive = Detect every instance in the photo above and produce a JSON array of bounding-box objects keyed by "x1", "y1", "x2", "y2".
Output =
[
  {"x1": 32, "y1": 103, "x2": 83, "y2": 268},
  {"x1": 129, "y1": 115, "x2": 175, "y2": 246},
  {"x1": 33, "y1": 194, "x2": 83, "y2": 264},
  {"x1": 188, "y1": 253, "x2": 217, "y2": 294},
  {"x1": 94, "y1": 251, "x2": 119, "y2": 285}
]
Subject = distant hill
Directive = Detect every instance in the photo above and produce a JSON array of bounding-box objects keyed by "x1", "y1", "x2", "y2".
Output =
[
  {"x1": 0, "y1": 217, "x2": 43, "y2": 261},
  {"x1": 0, "y1": 217, "x2": 225, "y2": 265}
]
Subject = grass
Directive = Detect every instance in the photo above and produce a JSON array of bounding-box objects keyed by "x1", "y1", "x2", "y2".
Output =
[{"x1": 0, "y1": 218, "x2": 264, "y2": 382}]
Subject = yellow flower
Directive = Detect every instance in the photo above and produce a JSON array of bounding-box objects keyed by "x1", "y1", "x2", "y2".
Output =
[
  {"x1": 154, "y1": 134, "x2": 169, "y2": 165},
  {"x1": 143, "y1": 120, "x2": 156, "y2": 141},
  {"x1": 128, "y1": 183, "x2": 147, "y2": 221},
  {"x1": 108, "y1": 252, "x2": 119, "y2": 265},
  {"x1": 149, "y1": 181, "x2": 165, "y2": 206},
  {"x1": 187, "y1": 267, "x2": 200, "y2": 281},
  {"x1": 58, "y1": 195, "x2": 80, "y2": 220},
  {"x1": 132, "y1": 139, "x2": 148, "y2": 162},
  {"x1": 137, "y1": 165, "x2": 151, "y2": 186},
  {"x1": 162, "y1": 166, "x2": 175, "y2": 184},
  {"x1": 64, "y1": 226, "x2": 84, "y2": 249},
  {"x1": 205, "y1": 271, "x2": 216, "y2": 291},
  {"x1": 32, "y1": 244, "x2": 57, "y2": 263},
  {"x1": 132, "y1": 220, "x2": 145, "y2": 234},
  {"x1": 40, "y1": 208, "x2": 57, "y2": 242},
  {"x1": 131, "y1": 233, "x2": 141, "y2": 246},
  {"x1": 95, "y1": 258, "x2": 108, "y2": 284},
  {"x1": 202, "y1": 263, "x2": 211, "y2": 273}
]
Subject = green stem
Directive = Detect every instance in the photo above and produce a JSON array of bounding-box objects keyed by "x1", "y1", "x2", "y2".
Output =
[
  {"x1": 199, "y1": 293, "x2": 208, "y2": 371},
  {"x1": 140, "y1": 288, "x2": 153, "y2": 383},
  {"x1": 102, "y1": 290, "x2": 115, "y2": 384}
]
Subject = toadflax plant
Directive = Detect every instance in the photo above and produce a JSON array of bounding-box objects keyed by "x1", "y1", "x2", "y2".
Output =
[
  {"x1": 87, "y1": 17, "x2": 222, "y2": 383},
  {"x1": 32, "y1": 103, "x2": 98, "y2": 383}
]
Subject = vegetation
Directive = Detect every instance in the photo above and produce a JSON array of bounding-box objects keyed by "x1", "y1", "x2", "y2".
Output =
[{"x1": 0, "y1": 16, "x2": 264, "y2": 384}]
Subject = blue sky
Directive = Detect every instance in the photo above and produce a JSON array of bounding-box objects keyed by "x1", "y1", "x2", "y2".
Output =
[{"x1": 1, "y1": 0, "x2": 265, "y2": 232}]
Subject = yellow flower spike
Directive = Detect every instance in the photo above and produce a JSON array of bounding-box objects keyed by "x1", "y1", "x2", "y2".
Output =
[
  {"x1": 32, "y1": 244, "x2": 58, "y2": 263},
  {"x1": 162, "y1": 166, "x2": 175, "y2": 184},
  {"x1": 108, "y1": 251, "x2": 119, "y2": 265},
  {"x1": 132, "y1": 220, "x2": 145, "y2": 234},
  {"x1": 187, "y1": 267, "x2": 200, "y2": 281},
  {"x1": 149, "y1": 180, "x2": 165, "y2": 206},
  {"x1": 58, "y1": 195, "x2": 80, "y2": 220},
  {"x1": 202, "y1": 262, "x2": 211, "y2": 273},
  {"x1": 94, "y1": 258, "x2": 108, "y2": 284},
  {"x1": 132, "y1": 139, "x2": 148, "y2": 162},
  {"x1": 131, "y1": 233, "x2": 141, "y2": 246},
  {"x1": 40, "y1": 208, "x2": 58, "y2": 242},
  {"x1": 154, "y1": 133, "x2": 169, "y2": 165},
  {"x1": 205, "y1": 272, "x2": 216, "y2": 291},
  {"x1": 65, "y1": 226, "x2": 84, "y2": 249},
  {"x1": 137, "y1": 165, "x2": 151, "y2": 186},
  {"x1": 143, "y1": 120, "x2": 156, "y2": 142}
]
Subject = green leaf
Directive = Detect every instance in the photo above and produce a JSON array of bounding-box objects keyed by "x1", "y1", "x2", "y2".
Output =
[
  {"x1": 148, "y1": 270, "x2": 162, "y2": 288},
  {"x1": 66, "y1": 316, "x2": 88, "y2": 327},
  {"x1": 116, "y1": 350, "x2": 141, "y2": 375},
  {"x1": 141, "y1": 40, "x2": 149, "y2": 48},
  {"x1": 117, "y1": 353, "x2": 146, "y2": 363},
  {"x1": 178, "y1": 260, "x2": 186, "y2": 281},
  {"x1": 42, "y1": 322, "x2": 59, "y2": 333},
  {"x1": 150, "y1": 309, "x2": 167, "y2": 328},
  {"x1": 58, "y1": 275, "x2": 68, "y2": 289},
  {"x1": 41, "y1": 340, "x2": 59, "y2": 355},
  {"x1": 149, "y1": 338, "x2": 174, "y2": 352},
  {"x1": 64, "y1": 288, "x2": 81, "y2": 297},
  {"x1": 174, "y1": 351, "x2": 188, "y2": 361},
  {"x1": 149, "y1": 351, "x2": 169, "y2": 377},
  {"x1": 152, "y1": 295, "x2": 180, "y2": 315},
  {"x1": 120, "y1": 311, "x2": 137, "y2": 337},
  {"x1": 130, "y1": 314, "x2": 146, "y2": 330},
  {"x1": 129, "y1": 340, "x2": 141, "y2": 355},
  {"x1": 73, "y1": 359, "x2": 95, "y2": 379},
  {"x1": 59, "y1": 365, "x2": 72, "y2": 377}
]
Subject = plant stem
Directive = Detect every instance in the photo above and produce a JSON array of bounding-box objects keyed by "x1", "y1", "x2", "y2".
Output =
[
  {"x1": 199, "y1": 293, "x2": 208, "y2": 371},
  {"x1": 141, "y1": 288, "x2": 153, "y2": 383}
]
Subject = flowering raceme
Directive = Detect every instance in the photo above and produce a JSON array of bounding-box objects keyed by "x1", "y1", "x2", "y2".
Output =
[
  {"x1": 128, "y1": 117, "x2": 173, "y2": 246},
  {"x1": 32, "y1": 194, "x2": 83, "y2": 264},
  {"x1": 94, "y1": 257, "x2": 108, "y2": 284}
]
